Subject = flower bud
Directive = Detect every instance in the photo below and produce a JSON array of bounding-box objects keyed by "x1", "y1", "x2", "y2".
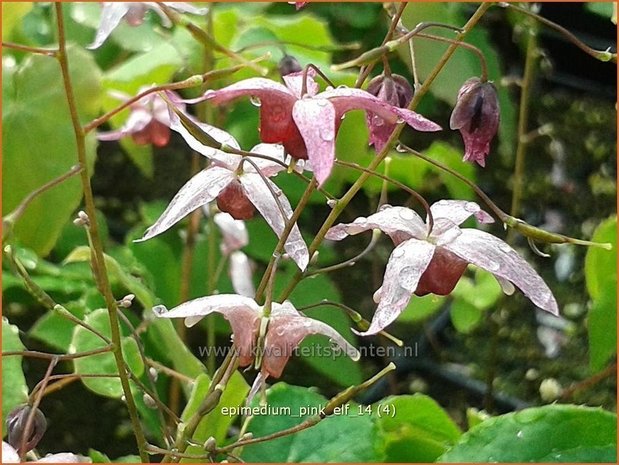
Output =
[
  {"x1": 278, "y1": 55, "x2": 302, "y2": 77},
  {"x1": 450, "y1": 77, "x2": 499, "y2": 167},
  {"x1": 365, "y1": 74, "x2": 414, "y2": 152},
  {"x1": 7, "y1": 405, "x2": 47, "y2": 454}
]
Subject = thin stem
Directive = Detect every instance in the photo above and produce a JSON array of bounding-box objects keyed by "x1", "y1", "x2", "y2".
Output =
[
  {"x1": 3, "y1": 345, "x2": 113, "y2": 361},
  {"x1": 54, "y1": 4, "x2": 148, "y2": 461},
  {"x1": 278, "y1": 3, "x2": 492, "y2": 302},
  {"x1": 499, "y1": 2, "x2": 616, "y2": 63},
  {"x1": 560, "y1": 362, "x2": 618, "y2": 400},
  {"x1": 146, "y1": 358, "x2": 195, "y2": 384},
  {"x1": 308, "y1": 229, "x2": 381, "y2": 277},
  {"x1": 235, "y1": 39, "x2": 360, "y2": 54},
  {"x1": 2, "y1": 41, "x2": 57, "y2": 56}
]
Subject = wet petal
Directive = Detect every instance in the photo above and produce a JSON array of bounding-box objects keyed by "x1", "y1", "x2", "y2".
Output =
[
  {"x1": 262, "y1": 302, "x2": 360, "y2": 378},
  {"x1": 444, "y1": 229, "x2": 559, "y2": 315},
  {"x1": 37, "y1": 453, "x2": 92, "y2": 463},
  {"x1": 2, "y1": 442, "x2": 19, "y2": 463},
  {"x1": 360, "y1": 239, "x2": 436, "y2": 336},
  {"x1": 214, "y1": 212, "x2": 248, "y2": 254},
  {"x1": 97, "y1": 108, "x2": 152, "y2": 141},
  {"x1": 137, "y1": 167, "x2": 235, "y2": 242},
  {"x1": 153, "y1": 294, "x2": 261, "y2": 366},
  {"x1": 204, "y1": 78, "x2": 295, "y2": 106},
  {"x1": 246, "y1": 143, "x2": 288, "y2": 177},
  {"x1": 168, "y1": 107, "x2": 240, "y2": 168},
  {"x1": 282, "y1": 69, "x2": 319, "y2": 98},
  {"x1": 319, "y1": 87, "x2": 442, "y2": 132},
  {"x1": 326, "y1": 205, "x2": 427, "y2": 244},
  {"x1": 87, "y1": 3, "x2": 130, "y2": 49},
  {"x1": 230, "y1": 251, "x2": 255, "y2": 298},
  {"x1": 240, "y1": 174, "x2": 309, "y2": 270},
  {"x1": 292, "y1": 98, "x2": 336, "y2": 185},
  {"x1": 429, "y1": 200, "x2": 494, "y2": 236}
]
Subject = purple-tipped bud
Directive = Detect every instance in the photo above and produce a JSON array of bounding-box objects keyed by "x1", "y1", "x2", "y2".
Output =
[
  {"x1": 278, "y1": 55, "x2": 303, "y2": 77},
  {"x1": 7, "y1": 405, "x2": 47, "y2": 455},
  {"x1": 450, "y1": 77, "x2": 499, "y2": 167},
  {"x1": 365, "y1": 74, "x2": 414, "y2": 152}
]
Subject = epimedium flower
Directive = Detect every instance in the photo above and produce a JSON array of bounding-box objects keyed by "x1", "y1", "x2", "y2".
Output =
[
  {"x1": 326, "y1": 200, "x2": 559, "y2": 335},
  {"x1": 88, "y1": 2, "x2": 208, "y2": 49},
  {"x1": 152, "y1": 295, "x2": 360, "y2": 400},
  {"x1": 199, "y1": 70, "x2": 441, "y2": 185},
  {"x1": 2, "y1": 442, "x2": 90, "y2": 463},
  {"x1": 97, "y1": 88, "x2": 183, "y2": 147},
  {"x1": 450, "y1": 77, "x2": 500, "y2": 167},
  {"x1": 365, "y1": 73, "x2": 414, "y2": 152},
  {"x1": 137, "y1": 106, "x2": 310, "y2": 271}
]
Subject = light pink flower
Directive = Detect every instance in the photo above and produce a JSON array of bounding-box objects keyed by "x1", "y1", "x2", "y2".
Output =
[
  {"x1": 450, "y1": 77, "x2": 500, "y2": 167},
  {"x1": 97, "y1": 88, "x2": 183, "y2": 147},
  {"x1": 136, "y1": 108, "x2": 309, "y2": 270},
  {"x1": 200, "y1": 72, "x2": 441, "y2": 185},
  {"x1": 153, "y1": 295, "x2": 359, "y2": 399},
  {"x1": 88, "y1": 2, "x2": 208, "y2": 49},
  {"x1": 2, "y1": 442, "x2": 90, "y2": 463},
  {"x1": 326, "y1": 200, "x2": 559, "y2": 335}
]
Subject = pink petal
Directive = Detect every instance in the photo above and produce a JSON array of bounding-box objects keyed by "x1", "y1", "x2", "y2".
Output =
[
  {"x1": 282, "y1": 69, "x2": 320, "y2": 98},
  {"x1": 97, "y1": 108, "x2": 152, "y2": 141},
  {"x1": 203, "y1": 78, "x2": 295, "y2": 106},
  {"x1": 319, "y1": 87, "x2": 442, "y2": 132},
  {"x1": 137, "y1": 167, "x2": 235, "y2": 242},
  {"x1": 247, "y1": 371, "x2": 268, "y2": 406},
  {"x1": 360, "y1": 239, "x2": 436, "y2": 336},
  {"x1": 429, "y1": 200, "x2": 494, "y2": 236},
  {"x1": 240, "y1": 173, "x2": 309, "y2": 270},
  {"x1": 326, "y1": 205, "x2": 427, "y2": 244},
  {"x1": 214, "y1": 212, "x2": 248, "y2": 254},
  {"x1": 153, "y1": 294, "x2": 261, "y2": 366},
  {"x1": 443, "y1": 229, "x2": 559, "y2": 315},
  {"x1": 246, "y1": 143, "x2": 288, "y2": 177},
  {"x1": 262, "y1": 302, "x2": 360, "y2": 378},
  {"x1": 167, "y1": 107, "x2": 241, "y2": 168},
  {"x1": 230, "y1": 251, "x2": 255, "y2": 298},
  {"x1": 87, "y1": 3, "x2": 130, "y2": 49},
  {"x1": 292, "y1": 98, "x2": 336, "y2": 185}
]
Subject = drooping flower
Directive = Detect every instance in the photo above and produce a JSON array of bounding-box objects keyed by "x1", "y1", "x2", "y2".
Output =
[
  {"x1": 200, "y1": 71, "x2": 441, "y2": 185},
  {"x1": 449, "y1": 77, "x2": 500, "y2": 167},
  {"x1": 365, "y1": 73, "x2": 414, "y2": 152},
  {"x1": 288, "y1": 1, "x2": 307, "y2": 10},
  {"x1": 153, "y1": 295, "x2": 359, "y2": 400},
  {"x1": 6, "y1": 406, "x2": 46, "y2": 456},
  {"x1": 88, "y1": 2, "x2": 208, "y2": 49},
  {"x1": 137, "y1": 107, "x2": 309, "y2": 270},
  {"x1": 97, "y1": 88, "x2": 183, "y2": 147},
  {"x1": 326, "y1": 200, "x2": 559, "y2": 335}
]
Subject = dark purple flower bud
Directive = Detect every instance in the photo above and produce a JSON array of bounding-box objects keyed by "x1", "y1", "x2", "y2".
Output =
[
  {"x1": 7, "y1": 405, "x2": 47, "y2": 455},
  {"x1": 278, "y1": 55, "x2": 303, "y2": 77},
  {"x1": 450, "y1": 77, "x2": 499, "y2": 167},
  {"x1": 365, "y1": 74, "x2": 414, "y2": 152}
]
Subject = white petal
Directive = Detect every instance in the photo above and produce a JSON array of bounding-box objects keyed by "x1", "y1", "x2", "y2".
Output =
[
  {"x1": 97, "y1": 108, "x2": 151, "y2": 141},
  {"x1": 444, "y1": 229, "x2": 559, "y2": 315},
  {"x1": 137, "y1": 167, "x2": 235, "y2": 242},
  {"x1": 2, "y1": 442, "x2": 19, "y2": 463},
  {"x1": 240, "y1": 174, "x2": 309, "y2": 270},
  {"x1": 246, "y1": 371, "x2": 268, "y2": 406},
  {"x1": 360, "y1": 239, "x2": 436, "y2": 336},
  {"x1": 153, "y1": 294, "x2": 260, "y2": 327},
  {"x1": 326, "y1": 205, "x2": 427, "y2": 244},
  {"x1": 292, "y1": 98, "x2": 337, "y2": 186},
  {"x1": 37, "y1": 453, "x2": 91, "y2": 463},
  {"x1": 429, "y1": 200, "x2": 494, "y2": 234},
  {"x1": 87, "y1": 3, "x2": 130, "y2": 49},
  {"x1": 247, "y1": 143, "x2": 288, "y2": 177},
  {"x1": 282, "y1": 69, "x2": 320, "y2": 98},
  {"x1": 214, "y1": 212, "x2": 248, "y2": 253},
  {"x1": 230, "y1": 251, "x2": 255, "y2": 298},
  {"x1": 165, "y1": 2, "x2": 209, "y2": 15}
]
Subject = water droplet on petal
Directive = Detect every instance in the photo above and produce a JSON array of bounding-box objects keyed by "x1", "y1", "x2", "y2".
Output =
[
  {"x1": 398, "y1": 209, "x2": 417, "y2": 221},
  {"x1": 464, "y1": 201, "x2": 479, "y2": 212},
  {"x1": 153, "y1": 305, "x2": 168, "y2": 315},
  {"x1": 485, "y1": 260, "x2": 500, "y2": 272},
  {"x1": 250, "y1": 96, "x2": 262, "y2": 107},
  {"x1": 392, "y1": 247, "x2": 406, "y2": 258},
  {"x1": 326, "y1": 85, "x2": 334, "y2": 91},
  {"x1": 498, "y1": 242, "x2": 513, "y2": 253}
]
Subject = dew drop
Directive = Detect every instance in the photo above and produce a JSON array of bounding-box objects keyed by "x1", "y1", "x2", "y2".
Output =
[
  {"x1": 485, "y1": 260, "x2": 500, "y2": 272},
  {"x1": 516, "y1": 430, "x2": 523, "y2": 439},
  {"x1": 325, "y1": 85, "x2": 334, "y2": 91},
  {"x1": 392, "y1": 247, "x2": 406, "y2": 258},
  {"x1": 250, "y1": 96, "x2": 262, "y2": 107},
  {"x1": 398, "y1": 209, "x2": 417, "y2": 221},
  {"x1": 152, "y1": 305, "x2": 168, "y2": 315},
  {"x1": 498, "y1": 242, "x2": 513, "y2": 253},
  {"x1": 464, "y1": 201, "x2": 479, "y2": 212}
]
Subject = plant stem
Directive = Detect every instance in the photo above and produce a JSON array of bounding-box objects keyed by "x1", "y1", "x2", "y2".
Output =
[
  {"x1": 2, "y1": 41, "x2": 57, "y2": 56},
  {"x1": 54, "y1": 4, "x2": 148, "y2": 461},
  {"x1": 278, "y1": 3, "x2": 491, "y2": 302}
]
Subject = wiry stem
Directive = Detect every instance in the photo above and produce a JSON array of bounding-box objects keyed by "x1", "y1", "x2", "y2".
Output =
[
  {"x1": 54, "y1": 4, "x2": 147, "y2": 461},
  {"x1": 3, "y1": 41, "x2": 57, "y2": 56}
]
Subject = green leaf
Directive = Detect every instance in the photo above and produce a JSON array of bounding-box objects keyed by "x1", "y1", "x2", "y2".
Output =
[
  {"x1": 2, "y1": 318, "x2": 29, "y2": 437},
  {"x1": 30, "y1": 301, "x2": 87, "y2": 352},
  {"x1": 180, "y1": 372, "x2": 250, "y2": 461},
  {"x1": 71, "y1": 308, "x2": 144, "y2": 398},
  {"x1": 424, "y1": 141, "x2": 477, "y2": 200},
  {"x1": 242, "y1": 383, "x2": 380, "y2": 462},
  {"x1": 376, "y1": 394, "x2": 461, "y2": 462},
  {"x1": 438, "y1": 405, "x2": 617, "y2": 462},
  {"x1": 584, "y1": 216, "x2": 616, "y2": 300},
  {"x1": 3, "y1": 45, "x2": 101, "y2": 256},
  {"x1": 399, "y1": 293, "x2": 445, "y2": 322},
  {"x1": 585, "y1": 3, "x2": 615, "y2": 22},
  {"x1": 450, "y1": 300, "x2": 481, "y2": 334},
  {"x1": 2, "y1": 3, "x2": 32, "y2": 41}
]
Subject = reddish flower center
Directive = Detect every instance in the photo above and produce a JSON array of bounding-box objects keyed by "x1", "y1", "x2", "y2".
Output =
[
  {"x1": 216, "y1": 180, "x2": 256, "y2": 220},
  {"x1": 415, "y1": 247, "x2": 468, "y2": 296},
  {"x1": 131, "y1": 120, "x2": 171, "y2": 147}
]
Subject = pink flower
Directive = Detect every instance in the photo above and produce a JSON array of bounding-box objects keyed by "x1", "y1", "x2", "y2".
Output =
[
  {"x1": 288, "y1": 1, "x2": 307, "y2": 10},
  {"x1": 365, "y1": 73, "x2": 414, "y2": 152},
  {"x1": 97, "y1": 88, "x2": 182, "y2": 147},
  {"x1": 450, "y1": 77, "x2": 500, "y2": 167},
  {"x1": 200, "y1": 71, "x2": 441, "y2": 185},
  {"x1": 2, "y1": 442, "x2": 90, "y2": 463},
  {"x1": 326, "y1": 200, "x2": 559, "y2": 335},
  {"x1": 136, "y1": 108, "x2": 309, "y2": 271},
  {"x1": 88, "y1": 2, "x2": 208, "y2": 49},
  {"x1": 153, "y1": 295, "x2": 359, "y2": 400}
]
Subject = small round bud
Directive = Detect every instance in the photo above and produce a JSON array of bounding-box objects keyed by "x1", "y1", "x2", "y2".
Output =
[
  {"x1": 73, "y1": 210, "x2": 90, "y2": 227},
  {"x1": 119, "y1": 294, "x2": 136, "y2": 308},
  {"x1": 149, "y1": 367, "x2": 159, "y2": 381},
  {"x1": 525, "y1": 368, "x2": 540, "y2": 381},
  {"x1": 143, "y1": 393, "x2": 157, "y2": 409},
  {"x1": 203, "y1": 436, "x2": 217, "y2": 452},
  {"x1": 7, "y1": 405, "x2": 47, "y2": 454},
  {"x1": 278, "y1": 55, "x2": 302, "y2": 76},
  {"x1": 539, "y1": 378, "x2": 563, "y2": 402}
]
